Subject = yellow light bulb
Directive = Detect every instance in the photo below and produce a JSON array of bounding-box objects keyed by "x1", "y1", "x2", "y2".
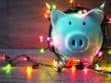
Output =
[
  {"x1": 45, "y1": 2, "x2": 51, "y2": 9},
  {"x1": 69, "y1": 0, "x2": 74, "y2": 4}
]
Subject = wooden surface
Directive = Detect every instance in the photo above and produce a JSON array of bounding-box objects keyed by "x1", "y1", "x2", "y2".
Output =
[
  {"x1": 0, "y1": 49, "x2": 111, "y2": 83},
  {"x1": 0, "y1": 66, "x2": 111, "y2": 83}
]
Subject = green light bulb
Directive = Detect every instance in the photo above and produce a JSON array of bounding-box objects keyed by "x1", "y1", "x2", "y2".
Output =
[
  {"x1": 51, "y1": 0, "x2": 56, "y2": 10},
  {"x1": 52, "y1": 4, "x2": 56, "y2": 9},
  {"x1": 2, "y1": 64, "x2": 13, "y2": 74},
  {"x1": 95, "y1": 64, "x2": 100, "y2": 70},
  {"x1": 40, "y1": 48, "x2": 45, "y2": 54},
  {"x1": 108, "y1": 49, "x2": 111, "y2": 55}
]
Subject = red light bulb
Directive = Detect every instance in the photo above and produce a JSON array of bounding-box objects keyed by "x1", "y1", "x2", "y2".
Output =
[
  {"x1": 83, "y1": 67, "x2": 88, "y2": 75},
  {"x1": 0, "y1": 53, "x2": 6, "y2": 61},
  {"x1": 98, "y1": 51, "x2": 103, "y2": 57},
  {"x1": 49, "y1": 41, "x2": 53, "y2": 47},
  {"x1": 83, "y1": 9, "x2": 88, "y2": 13},
  {"x1": 21, "y1": 56, "x2": 27, "y2": 62},
  {"x1": 39, "y1": 35, "x2": 44, "y2": 43}
]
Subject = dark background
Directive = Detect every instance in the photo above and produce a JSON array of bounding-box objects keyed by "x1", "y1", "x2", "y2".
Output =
[{"x1": 0, "y1": 0, "x2": 111, "y2": 48}]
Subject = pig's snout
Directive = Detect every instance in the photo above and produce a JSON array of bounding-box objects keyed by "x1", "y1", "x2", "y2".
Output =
[{"x1": 67, "y1": 34, "x2": 88, "y2": 51}]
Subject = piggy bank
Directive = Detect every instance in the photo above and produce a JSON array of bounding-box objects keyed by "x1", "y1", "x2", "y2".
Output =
[{"x1": 50, "y1": 7, "x2": 104, "y2": 63}]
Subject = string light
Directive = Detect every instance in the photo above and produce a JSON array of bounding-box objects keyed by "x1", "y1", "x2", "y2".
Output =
[
  {"x1": 0, "y1": 54, "x2": 6, "y2": 61},
  {"x1": 50, "y1": 0, "x2": 56, "y2": 10},
  {"x1": 99, "y1": 1, "x2": 105, "y2": 10},
  {"x1": 71, "y1": 66, "x2": 76, "y2": 73},
  {"x1": 21, "y1": 56, "x2": 28, "y2": 62},
  {"x1": 44, "y1": 14, "x2": 48, "y2": 19},
  {"x1": 19, "y1": 54, "x2": 29, "y2": 62},
  {"x1": 95, "y1": 64, "x2": 100, "y2": 70},
  {"x1": 39, "y1": 35, "x2": 44, "y2": 43},
  {"x1": 49, "y1": 40, "x2": 53, "y2": 48},
  {"x1": 53, "y1": 59, "x2": 58, "y2": 67},
  {"x1": 44, "y1": 0, "x2": 56, "y2": 19},
  {"x1": 107, "y1": 49, "x2": 111, "y2": 55},
  {"x1": 40, "y1": 48, "x2": 45, "y2": 54},
  {"x1": 45, "y1": 2, "x2": 51, "y2": 19},
  {"x1": 46, "y1": 2, "x2": 51, "y2": 10},
  {"x1": 58, "y1": 61, "x2": 63, "y2": 67},
  {"x1": 47, "y1": 37, "x2": 53, "y2": 48},
  {"x1": 69, "y1": 0, "x2": 74, "y2": 9},
  {"x1": 26, "y1": 66, "x2": 33, "y2": 79},
  {"x1": 83, "y1": 67, "x2": 88, "y2": 75},
  {"x1": 108, "y1": 17, "x2": 111, "y2": 23},
  {"x1": 2, "y1": 64, "x2": 13, "y2": 74},
  {"x1": 98, "y1": 51, "x2": 103, "y2": 57},
  {"x1": 82, "y1": 9, "x2": 88, "y2": 13},
  {"x1": 47, "y1": 37, "x2": 51, "y2": 41},
  {"x1": 69, "y1": 0, "x2": 74, "y2": 4},
  {"x1": 46, "y1": 9, "x2": 51, "y2": 14},
  {"x1": 66, "y1": 58, "x2": 80, "y2": 67},
  {"x1": 78, "y1": 10, "x2": 83, "y2": 14}
]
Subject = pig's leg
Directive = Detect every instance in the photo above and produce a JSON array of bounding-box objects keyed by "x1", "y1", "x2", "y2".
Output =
[
  {"x1": 54, "y1": 49, "x2": 68, "y2": 72},
  {"x1": 48, "y1": 46, "x2": 67, "y2": 72}
]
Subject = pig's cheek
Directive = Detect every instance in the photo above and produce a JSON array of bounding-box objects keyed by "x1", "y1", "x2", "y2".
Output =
[{"x1": 53, "y1": 35, "x2": 62, "y2": 49}]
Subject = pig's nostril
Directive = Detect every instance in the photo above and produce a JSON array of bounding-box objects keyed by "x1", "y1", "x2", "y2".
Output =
[
  {"x1": 79, "y1": 40, "x2": 83, "y2": 46},
  {"x1": 72, "y1": 40, "x2": 75, "y2": 46}
]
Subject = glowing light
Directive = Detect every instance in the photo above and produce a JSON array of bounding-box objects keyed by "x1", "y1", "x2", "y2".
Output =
[
  {"x1": 98, "y1": 51, "x2": 103, "y2": 57},
  {"x1": 2, "y1": 64, "x2": 13, "y2": 74},
  {"x1": 45, "y1": 1, "x2": 56, "y2": 19},
  {"x1": 66, "y1": 58, "x2": 80, "y2": 67},
  {"x1": 20, "y1": 54, "x2": 28, "y2": 62},
  {"x1": 83, "y1": 67, "x2": 88, "y2": 75},
  {"x1": 39, "y1": 35, "x2": 44, "y2": 43},
  {"x1": 53, "y1": 59, "x2": 58, "y2": 67},
  {"x1": 108, "y1": 18, "x2": 111, "y2": 23},
  {"x1": 45, "y1": 2, "x2": 51, "y2": 9},
  {"x1": 22, "y1": 56, "x2": 28, "y2": 61},
  {"x1": 47, "y1": 37, "x2": 51, "y2": 41},
  {"x1": 95, "y1": 64, "x2": 100, "y2": 70},
  {"x1": 47, "y1": 37, "x2": 53, "y2": 48},
  {"x1": 46, "y1": 10, "x2": 50, "y2": 14},
  {"x1": 69, "y1": 0, "x2": 74, "y2": 4},
  {"x1": 44, "y1": 14, "x2": 49, "y2": 19},
  {"x1": 26, "y1": 66, "x2": 33, "y2": 79},
  {"x1": 71, "y1": 66, "x2": 76, "y2": 73},
  {"x1": 40, "y1": 48, "x2": 45, "y2": 54},
  {"x1": 107, "y1": 49, "x2": 111, "y2": 55},
  {"x1": 83, "y1": 9, "x2": 88, "y2": 13},
  {"x1": 78, "y1": 10, "x2": 83, "y2": 14},
  {"x1": 52, "y1": 4, "x2": 56, "y2": 9},
  {"x1": 49, "y1": 40, "x2": 53, "y2": 48},
  {"x1": 50, "y1": 0, "x2": 56, "y2": 10},
  {"x1": 58, "y1": 61, "x2": 63, "y2": 67},
  {"x1": 107, "y1": 16, "x2": 111, "y2": 23},
  {"x1": 0, "y1": 53, "x2": 6, "y2": 61},
  {"x1": 0, "y1": 55, "x2": 5, "y2": 61},
  {"x1": 109, "y1": 18, "x2": 111, "y2": 21}
]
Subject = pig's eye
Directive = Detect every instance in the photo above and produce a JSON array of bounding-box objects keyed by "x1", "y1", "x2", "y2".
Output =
[
  {"x1": 83, "y1": 21, "x2": 86, "y2": 25},
  {"x1": 69, "y1": 21, "x2": 72, "y2": 25}
]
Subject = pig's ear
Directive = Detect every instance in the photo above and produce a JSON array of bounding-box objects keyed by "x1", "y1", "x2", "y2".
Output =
[
  {"x1": 50, "y1": 10, "x2": 65, "y2": 26},
  {"x1": 86, "y1": 2, "x2": 105, "y2": 23},
  {"x1": 86, "y1": 8, "x2": 104, "y2": 23}
]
